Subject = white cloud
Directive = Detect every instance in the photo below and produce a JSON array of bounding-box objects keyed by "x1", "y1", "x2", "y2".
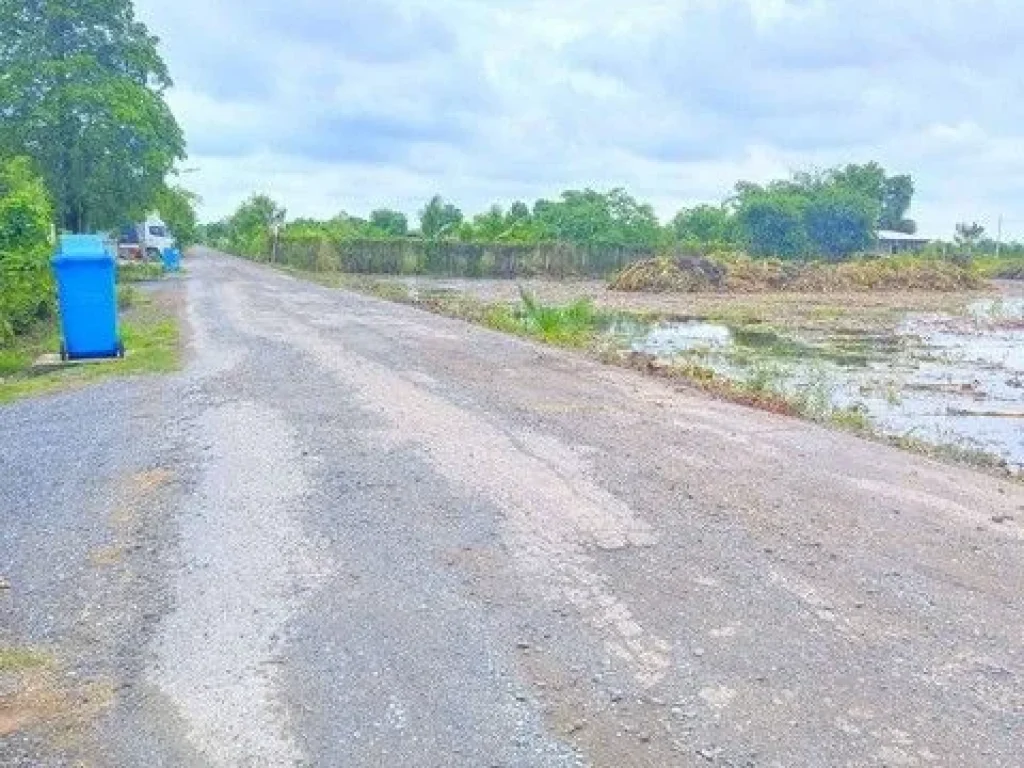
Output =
[{"x1": 136, "y1": 0, "x2": 1024, "y2": 239}]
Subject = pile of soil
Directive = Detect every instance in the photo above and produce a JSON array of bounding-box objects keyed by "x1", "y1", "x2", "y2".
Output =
[
  {"x1": 610, "y1": 256, "x2": 726, "y2": 293},
  {"x1": 609, "y1": 256, "x2": 982, "y2": 293}
]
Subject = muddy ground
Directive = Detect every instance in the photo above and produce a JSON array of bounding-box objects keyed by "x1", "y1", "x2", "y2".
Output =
[
  {"x1": 368, "y1": 276, "x2": 1024, "y2": 473},
  {"x1": 386, "y1": 276, "x2": 1019, "y2": 332}
]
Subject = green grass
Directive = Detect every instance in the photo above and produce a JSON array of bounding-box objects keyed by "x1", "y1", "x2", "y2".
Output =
[
  {"x1": 0, "y1": 320, "x2": 60, "y2": 378},
  {"x1": 118, "y1": 261, "x2": 165, "y2": 282},
  {"x1": 830, "y1": 405, "x2": 872, "y2": 432},
  {"x1": 975, "y1": 255, "x2": 1024, "y2": 280},
  {"x1": 117, "y1": 284, "x2": 139, "y2": 310},
  {"x1": 0, "y1": 292, "x2": 180, "y2": 404},
  {"x1": 0, "y1": 646, "x2": 50, "y2": 672},
  {"x1": 505, "y1": 288, "x2": 601, "y2": 346}
]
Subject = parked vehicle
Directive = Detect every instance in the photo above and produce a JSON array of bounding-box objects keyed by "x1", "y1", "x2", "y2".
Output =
[{"x1": 115, "y1": 214, "x2": 176, "y2": 261}]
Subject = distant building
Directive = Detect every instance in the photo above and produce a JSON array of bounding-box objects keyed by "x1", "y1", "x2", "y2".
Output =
[{"x1": 876, "y1": 230, "x2": 931, "y2": 255}]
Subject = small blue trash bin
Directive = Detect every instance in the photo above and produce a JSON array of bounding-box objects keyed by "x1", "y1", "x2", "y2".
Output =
[
  {"x1": 51, "y1": 234, "x2": 122, "y2": 361},
  {"x1": 161, "y1": 247, "x2": 181, "y2": 272}
]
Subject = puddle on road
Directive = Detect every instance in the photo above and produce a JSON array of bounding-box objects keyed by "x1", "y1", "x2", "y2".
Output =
[{"x1": 613, "y1": 297, "x2": 1024, "y2": 472}]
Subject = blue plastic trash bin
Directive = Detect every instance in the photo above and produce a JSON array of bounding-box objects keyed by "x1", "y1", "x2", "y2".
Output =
[
  {"x1": 51, "y1": 235, "x2": 123, "y2": 361},
  {"x1": 161, "y1": 247, "x2": 181, "y2": 272}
]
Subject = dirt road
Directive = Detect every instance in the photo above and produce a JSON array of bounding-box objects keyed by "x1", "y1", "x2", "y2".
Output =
[{"x1": 2, "y1": 250, "x2": 1022, "y2": 767}]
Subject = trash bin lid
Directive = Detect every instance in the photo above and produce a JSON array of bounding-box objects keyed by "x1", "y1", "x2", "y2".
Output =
[{"x1": 52, "y1": 234, "x2": 112, "y2": 264}]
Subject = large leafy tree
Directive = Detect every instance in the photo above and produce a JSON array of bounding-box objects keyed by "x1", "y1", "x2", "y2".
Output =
[
  {"x1": 735, "y1": 192, "x2": 809, "y2": 259},
  {"x1": 733, "y1": 166, "x2": 898, "y2": 259},
  {"x1": 0, "y1": 0, "x2": 185, "y2": 233},
  {"x1": 154, "y1": 184, "x2": 199, "y2": 247},
  {"x1": 533, "y1": 188, "x2": 660, "y2": 248},
  {"x1": 228, "y1": 194, "x2": 286, "y2": 259},
  {"x1": 369, "y1": 208, "x2": 408, "y2": 238},
  {"x1": 828, "y1": 163, "x2": 916, "y2": 233},
  {"x1": 419, "y1": 195, "x2": 463, "y2": 239},
  {"x1": 468, "y1": 205, "x2": 508, "y2": 241},
  {"x1": 802, "y1": 188, "x2": 879, "y2": 261},
  {"x1": 671, "y1": 204, "x2": 738, "y2": 248}
]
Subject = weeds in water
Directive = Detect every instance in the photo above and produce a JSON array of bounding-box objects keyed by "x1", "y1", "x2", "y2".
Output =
[
  {"x1": 830, "y1": 405, "x2": 871, "y2": 432},
  {"x1": 884, "y1": 382, "x2": 903, "y2": 406},
  {"x1": 473, "y1": 288, "x2": 603, "y2": 346},
  {"x1": 792, "y1": 365, "x2": 836, "y2": 420},
  {"x1": 890, "y1": 433, "x2": 1010, "y2": 472},
  {"x1": 517, "y1": 288, "x2": 599, "y2": 345},
  {"x1": 742, "y1": 358, "x2": 787, "y2": 395}
]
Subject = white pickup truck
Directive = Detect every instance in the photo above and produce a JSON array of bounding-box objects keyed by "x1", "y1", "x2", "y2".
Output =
[{"x1": 116, "y1": 214, "x2": 176, "y2": 261}]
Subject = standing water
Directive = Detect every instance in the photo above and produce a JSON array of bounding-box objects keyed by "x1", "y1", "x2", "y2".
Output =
[{"x1": 617, "y1": 298, "x2": 1024, "y2": 472}]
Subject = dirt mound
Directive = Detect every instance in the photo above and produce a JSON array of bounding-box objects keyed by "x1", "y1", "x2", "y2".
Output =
[
  {"x1": 609, "y1": 256, "x2": 726, "y2": 293},
  {"x1": 610, "y1": 255, "x2": 982, "y2": 293}
]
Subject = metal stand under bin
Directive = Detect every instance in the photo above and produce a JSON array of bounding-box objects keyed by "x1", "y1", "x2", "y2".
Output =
[{"x1": 51, "y1": 234, "x2": 124, "y2": 361}]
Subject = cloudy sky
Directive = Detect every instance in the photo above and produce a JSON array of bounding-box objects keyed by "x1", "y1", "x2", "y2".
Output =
[{"x1": 134, "y1": 0, "x2": 1024, "y2": 239}]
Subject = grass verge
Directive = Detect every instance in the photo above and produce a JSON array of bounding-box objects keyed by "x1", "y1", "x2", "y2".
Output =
[
  {"x1": 117, "y1": 261, "x2": 165, "y2": 283},
  {"x1": 0, "y1": 290, "x2": 181, "y2": 405}
]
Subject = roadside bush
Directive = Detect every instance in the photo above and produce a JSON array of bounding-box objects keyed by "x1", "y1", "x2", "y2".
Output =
[{"x1": 0, "y1": 157, "x2": 54, "y2": 343}]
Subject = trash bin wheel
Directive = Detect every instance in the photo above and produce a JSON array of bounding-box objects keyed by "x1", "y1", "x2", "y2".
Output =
[
  {"x1": 59, "y1": 342, "x2": 69, "y2": 362},
  {"x1": 116, "y1": 341, "x2": 126, "y2": 359}
]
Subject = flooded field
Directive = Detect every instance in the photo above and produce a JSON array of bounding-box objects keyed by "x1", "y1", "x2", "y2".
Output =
[
  {"x1": 614, "y1": 295, "x2": 1023, "y2": 471},
  {"x1": 376, "y1": 276, "x2": 1023, "y2": 472}
]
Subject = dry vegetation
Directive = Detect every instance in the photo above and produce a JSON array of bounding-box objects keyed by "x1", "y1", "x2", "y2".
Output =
[{"x1": 610, "y1": 254, "x2": 983, "y2": 293}]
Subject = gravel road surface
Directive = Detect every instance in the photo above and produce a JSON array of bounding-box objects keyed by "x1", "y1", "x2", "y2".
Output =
[{"x1": 2, "y1": 250, "x2": 1022, "y2": 767}]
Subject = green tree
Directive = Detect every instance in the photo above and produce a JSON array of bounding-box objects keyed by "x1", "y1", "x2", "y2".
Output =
[
  {"x1": 671, "y1": 205, "x2": 737, "y2": 248},
  {"x1": 154, "y1": 185, "x2": 199, "y2": 247},
  {"x1": 878, "y1": 175, "x2": 914, "y2": 232},
  {"x1": 200, "y1": 219, "x2": 231, "y2": 248},
  {"x1": 506, "y1": 201, "x2": 531, "y2": 225},
  {"x1": 606, "y1": 188, "x2": 660, "y2": 247},
  {"x1": 0, "y1": 0, "x2": 185, "y2": 233},
  {"x1": 369, "y1": 208, "x2": 408, "y2": 237},
  {"x1": 736, "y1": 193, "x2": 809, "y2": 259},
  {"x1": 419, "y1": 195, "x2": 463, "y2": 239},
  {"x1": 470, "y1": 205, "x2": 508, "y2": 241},
  {"x1": 802, "y1": 189, "x2": 878, "y2": 261},
  {"x1": 228, "y1": 194, "x2": 286, "y2": 259},
  {"x1": 533, "y1": 188, "x2": 660, "y2": 247},
  {"x1": 828, "y1": 163, "x2": 915, "y2": 233},
  {"x1": 733, "y1": 165, "x2": 901, "y2": 259},
  {"x1": 955, "y1": 221, "x2": 985, "y2": 252}
]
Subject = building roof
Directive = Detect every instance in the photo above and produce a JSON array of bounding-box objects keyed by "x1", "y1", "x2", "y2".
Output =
[{"x1": 877, "y1": 230, "x2": 931, "y2": 242}]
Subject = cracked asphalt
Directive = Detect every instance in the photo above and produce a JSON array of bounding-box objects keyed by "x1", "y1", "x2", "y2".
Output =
[{"x1": 2, "y1": 249, "x2": 1023, "y2": 767}]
